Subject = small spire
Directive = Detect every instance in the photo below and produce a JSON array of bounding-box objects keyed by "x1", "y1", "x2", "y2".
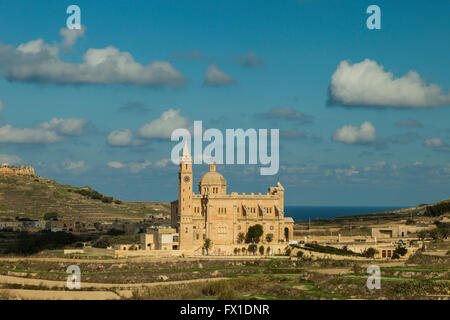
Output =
[
  {"x1": 180, "y1": 140, "x2": 192, "y2": 163},
  {"x1": 182, "y1": 141, "x2": 190, "y2": 157},
  {"x1": 209, "y1": 162, "x2": 216, "y2": 172}
]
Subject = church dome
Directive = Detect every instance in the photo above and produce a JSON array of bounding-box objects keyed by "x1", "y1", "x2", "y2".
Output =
[
  {"x1": 198, "y1": 163, "x2": 227, "y2": 195},
  {"x1": 199, "y1": 171, "x2": 227, "y2": 186}
]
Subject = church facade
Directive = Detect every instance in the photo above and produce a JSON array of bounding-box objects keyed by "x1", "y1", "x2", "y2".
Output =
[{"x1": 170, "y1": 143, "x2": 294, "y2": 252}]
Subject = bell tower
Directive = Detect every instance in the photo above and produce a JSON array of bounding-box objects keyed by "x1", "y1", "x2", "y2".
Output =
[{"x1": 178, "y1": 141, "x2": 193, "y2": 249}]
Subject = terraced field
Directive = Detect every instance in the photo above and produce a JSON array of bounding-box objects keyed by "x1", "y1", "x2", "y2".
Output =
[
  {"x1": 0, "y1": 249, "x2": 447, "y2": 300},
  {"x1": 0, "y1": 175, "x2": 169, "y2": 221}
]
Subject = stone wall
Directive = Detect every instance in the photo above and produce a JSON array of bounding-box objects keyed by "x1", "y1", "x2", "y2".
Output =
[{"x1": 0, "y1": 163, "x2": 36, "y2": 176}]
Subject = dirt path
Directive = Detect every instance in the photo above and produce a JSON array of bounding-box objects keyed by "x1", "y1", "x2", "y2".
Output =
[
  {"x1": 0, "y1": 289, "x2": 121, "y2": 300},
  {"x1": 311, "y1": 268, "x2": 351, "y2": 275},
  {"x1": 0, "y1": 274, "x2": 229, "y2": 290},
  {"x1": 296, "y1": 249, "x2": 369, "y2": 261}
]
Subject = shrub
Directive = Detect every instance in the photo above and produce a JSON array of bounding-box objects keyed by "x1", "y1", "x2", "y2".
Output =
[
  {"x1": 203, "y1": 238, "x2": 212, "y2": 255},
  {"x1": 259, "y1": 245, "x2": 265, "y2": 255},
  {"x1": 102, "y1": 196, "x2": 113, "y2": 203},
  {"x1": 237, "y1": 232, "x2": 245, "y2": 244},
  {"x1": 424, "y1": 201, "x2": 450, "y2": 217},
  {"x1": 296, "y1": 250, "x2": 304, "y2": 258},
  {"x1": 73, "y1": 242, "x2": 84, "y2": 248},
  {"x1": 248, "y1": 244, "x2": 257, "y2": 255},
  {"x1": 303, "y1": 243, "x2": 362, "y2": 257},
  {"x1": 107, "y1": 228, "x2": 125, "y2": 236},
  {"x1": 4, "y1": 232, "x2": 84, "y2": 255},
  {"x1": 93, "y1": 237, "x2": 111, "y2": 248}
]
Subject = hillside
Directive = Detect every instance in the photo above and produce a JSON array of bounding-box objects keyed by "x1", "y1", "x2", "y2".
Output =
[{"x1": 0, "y1": 174, "x2": 170, "y2": 222}]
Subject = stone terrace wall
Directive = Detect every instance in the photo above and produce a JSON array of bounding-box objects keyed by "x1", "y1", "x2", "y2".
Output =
[{"x1": 0, "y1": 163, "x2": 35, "y2": 176}]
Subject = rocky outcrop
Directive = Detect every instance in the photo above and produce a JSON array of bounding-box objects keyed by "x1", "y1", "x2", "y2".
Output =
[{"x1": 0, "y1": 163, "x2": 36, "y2": 176}]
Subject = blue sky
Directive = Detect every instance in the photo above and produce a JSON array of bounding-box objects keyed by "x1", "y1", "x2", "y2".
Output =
[{"x1": 0, "y1": 0, "x2": 449, "y2": 206}]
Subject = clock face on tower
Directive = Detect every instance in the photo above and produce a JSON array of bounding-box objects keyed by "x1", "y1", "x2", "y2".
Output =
[{"x1": 183, "y1": 176, "x2": 191, "y2": 183}]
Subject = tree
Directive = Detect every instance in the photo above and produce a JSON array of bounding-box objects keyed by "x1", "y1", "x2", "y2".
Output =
[
  {"x1": 204, "y1": 238, "x2": 212, "y2": 255},
  {"x1": 102, "y1": 196, "x2": 113, "y2": 203},
  {"x1": 44, "y1": 212, "x2": 58, "y2": 220},
  {"x1": 93, "y1": 237, "x2": 110, "y2": 248},
  {"x1": 363, "y1": 247, "x2": 377, "y2": 258},
  {"x1": 285, "y1": 248, "x2": 291, "y2": 256},
  {"x1": 394, "y1": 246, "x2": 407, "y2": 257},
  {"x1": 259, "y1": 245, "x2": 265, "y2": 256},
  {"x1": 417, "y1": 230, "x2": 427, "y2": 241},
  {"x1": 107, "y1": 228, "x2": 125, "y2": 236},
  {"x1": 246, "y1": 224, "x2": 263, "y2": 243},
  {"x1": 265, "y1": 233, "x2": 273, "y2": 244},
  {"x1": 429, "y1": 229, "x2": 441, "y2": 240},
  {"x1": 237, "y1": 232, "x2": 245, "y2": 244},
  {"x1": 296, "y1": 250, "x2": 304, "y2": 258},
  {"x1": 248, "y1": 244, "x2": 257, "y2": 255}
]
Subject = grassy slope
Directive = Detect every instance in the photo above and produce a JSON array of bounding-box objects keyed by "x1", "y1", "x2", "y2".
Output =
[{"x1": 0, "y1": 174, "x2": 170, "y2": 222}]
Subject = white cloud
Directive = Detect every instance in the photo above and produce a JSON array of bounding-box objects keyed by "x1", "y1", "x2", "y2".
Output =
[
  {"x1": 395, "y1": 119, "x2": 422, "y2": 127},
  {"x1": 335, "y1": 166, "x2": 359, "y2": 177},
  {"x1": 139, "y1": 109, "x2": 189, "y2": 139},
  {"x1": 329, "y1": 59, "x2": 450, "y2": 108},
  {"x1": 129, "y1": 160, "x2": 152, "y2": 174},
  {"x1": 62, "y1": 160, "x2": 89, "y2": 174},
  {"x1": 155, "y1": 158, "x2": 172, "y2": 168},
  {"x1": 234, "y1": 51, "x2": 264, "y2": 68},
  {"x1": 424, "y1": 138, "x2": 450, "y2": 152},
  {"x1": 0, "y1": 125, "x2": 63, "y2": 143},
  {"x1": 333, "y1": 121, "x2": 376, "y2": 145},
  {"x1": 0, "y1": 117, "x2": 88, "y2": 144},
  {"x1": 0, "y1": 154, "x2": 23, "y2": 165},
  {"x1": 107, "y1": 161, "x2": 126, "y2": 169},
  {"x1": 59, "y1": 26, "x2": 86, "y2": 50},
  {"x1": 108, "y1": 159, "x2": 170, "y2": 172},
  {"x1": 203, "y1": 64, "x2": 236, "y2": 86},
  {"x1": 0, "y1": 38, "x2": 185, "y2": 86},
  {"x1": 107, "y1": 128, "x2": 133, "y2": 146},
  {"x1": 39, "y1": 118, "x2": 88, "y2": 136}
]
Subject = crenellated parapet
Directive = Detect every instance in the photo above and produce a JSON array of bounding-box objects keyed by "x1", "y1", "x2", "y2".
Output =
[{"x1": 0, "y1": 163, "x2": 36, "y2": 176}]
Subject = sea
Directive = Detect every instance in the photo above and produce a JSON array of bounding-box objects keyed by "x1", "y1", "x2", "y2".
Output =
[{"x1": 285, "y1": 205, "x2": 406, "y2": 222}]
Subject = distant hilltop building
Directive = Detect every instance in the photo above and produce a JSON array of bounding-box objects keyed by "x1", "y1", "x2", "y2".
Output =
[
  {"x1": 170, "y1": 142, "x2": 294, "y2": 252},
  {"x1": 0, "y1": 163, "x2": 36, "y2": 176}
]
